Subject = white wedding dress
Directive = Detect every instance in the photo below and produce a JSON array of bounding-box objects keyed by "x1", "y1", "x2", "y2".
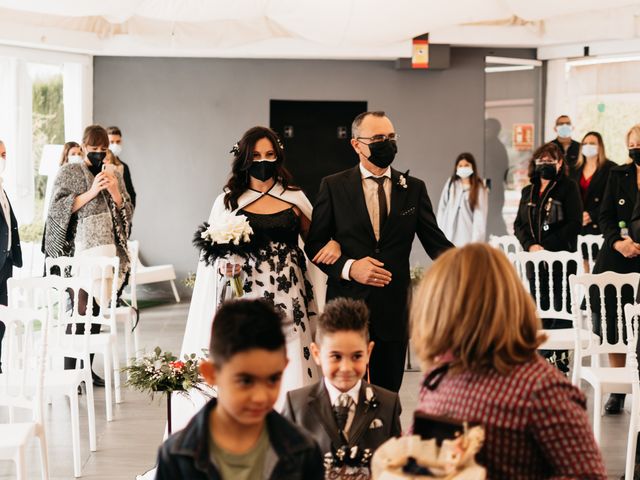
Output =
[{"x1": 171, "y1": 186, "x2": 327, "y2": 432}]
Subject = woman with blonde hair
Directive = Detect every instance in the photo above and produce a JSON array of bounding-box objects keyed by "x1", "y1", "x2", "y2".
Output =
[
  {"x1": 591, "y1": 123, "x2": 640, "y2": 414},
  {"x1": 411, "y1": 243, "x2": 605, "y2": 479},
  {"x1": 569, "y1": 131, "x2": 615, "y2": 235}
]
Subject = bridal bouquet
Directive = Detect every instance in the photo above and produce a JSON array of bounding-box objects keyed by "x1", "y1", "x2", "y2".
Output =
[{"x1": 193, "y1": 211, "x2": 254, "y2": 297}]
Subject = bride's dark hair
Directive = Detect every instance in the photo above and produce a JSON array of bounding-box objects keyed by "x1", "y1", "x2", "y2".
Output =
[{"x1": 223, "y1": 126, "x2": 297, "y2": 210}]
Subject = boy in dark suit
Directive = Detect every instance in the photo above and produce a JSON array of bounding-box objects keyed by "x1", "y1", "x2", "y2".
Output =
[
  {"x1": 283, "y1": 298, "x2": 401, "y2": 477},
  {"x1": 156, "y1": 299, "x2": 323, "y2": 480}
]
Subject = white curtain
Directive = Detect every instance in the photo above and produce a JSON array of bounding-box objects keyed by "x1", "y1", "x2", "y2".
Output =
[
  {"x1": 40, "y1": 61, "x2": 92, "y2": 221},
  {"x1": 63, "y1": 61, "x2": 92, "y2": 143},
  {"x1": 0, "y1": 56, "x2": 34, "y2": 224}
]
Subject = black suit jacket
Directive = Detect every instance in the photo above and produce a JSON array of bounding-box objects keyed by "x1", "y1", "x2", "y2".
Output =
[
  {"x1": 569, "y1": 160, "x2": 614, "y2": 235},
  {"x1": 305, "y1": 166, "x2": 452, "y2": 340},
  {"x1": 594, "y1": 163, "x2": 640, "y2": 275},
  {"x1": 0, "y1": 192, "x2": 22, "y2": 272},
  {"x1": 282, "y1": 380, "x2": 401, "y2": 456}
]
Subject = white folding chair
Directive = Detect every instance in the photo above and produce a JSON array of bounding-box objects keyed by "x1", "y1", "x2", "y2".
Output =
[
  {"x1": 577, "y1": 234, "x2": 604, "y2": 274},
  {"x1": 515, "y1": 250, "x2": 584, "y2": 352},
  {"x1": 132, "y1": 241, "x2": 180, "y2": 303},
  {"x1": 9, "y1": 275, "x2": 98, "y2": 477},
  {"x1": 570, "y1": 272, "x2": 640, "y2": 444},
  {"x1": 46, "y1": 256, "x2": 123, "y2": 420},
  {"x1": 624, "y1": 303, "x2": 640, "y2": 480},
  {"x1": 0, "y1": 305, "x2": 49, "y2": 480}
]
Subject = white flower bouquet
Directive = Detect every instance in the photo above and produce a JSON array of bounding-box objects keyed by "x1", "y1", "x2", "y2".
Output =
[
  {"x1": 193, "y1": 211, "x2": 254, "y2": 297},
  {"x1": 371, "y1": 426, "x2": 486, "y2": 479}
]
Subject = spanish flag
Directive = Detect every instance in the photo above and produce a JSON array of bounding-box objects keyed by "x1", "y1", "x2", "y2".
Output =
[{"x1": 412, "y1": 34, "x2": 429, "y2": 69}]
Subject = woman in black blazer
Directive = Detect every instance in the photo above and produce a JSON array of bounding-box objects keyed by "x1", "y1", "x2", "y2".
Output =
[
  {"x1": 569, "y1": 131, "x2": 615, "y2": 235},
  {"x1": 592, "y1": 123, "x2": 640, "y2": 413},
  {"x1": 514, "y1": 142, "x2": 582, "y2": 374}
]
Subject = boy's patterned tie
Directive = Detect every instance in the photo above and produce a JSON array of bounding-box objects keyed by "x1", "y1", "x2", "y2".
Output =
[{"x1": 333, "y1": 393, "x2": 354, "y2": 434}]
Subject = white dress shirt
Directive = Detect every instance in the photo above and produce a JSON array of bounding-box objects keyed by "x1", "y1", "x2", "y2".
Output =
[
  {"x1": 324, "y1": 378, "x2": 361, "y2": 438},
  {"x1": 341, "y1": 163, "x2": 392, "y2": 280}
]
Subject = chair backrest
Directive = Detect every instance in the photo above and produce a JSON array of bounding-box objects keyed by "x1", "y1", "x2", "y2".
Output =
[
  {"x1": 515, "y1": 250, "x2": 581, "y2": 321},
  {"x1": 489, "y1": 235, "x2": 522, "y2": 256},
  {"x1": 625, "y1": 303, "x2": 640, "y2": 366},
  {"x1": 570, "y1": 272, "x2": 640, "y2": 357},
  {"x1": 46, "y1": 255, "x2": 120, "y2": 329},
  {"x1": 0, "y1": 305, "x2": 48, "y2": 423},
  {"x1": 577, "y1": 234, "x2": 604, "y2": 273},
  {"x1": 9, "y1": 275, "x2": 95, "y2": 362},
  {"x1": 489, "y1": 234, "x2": 522, "y2": 273}
]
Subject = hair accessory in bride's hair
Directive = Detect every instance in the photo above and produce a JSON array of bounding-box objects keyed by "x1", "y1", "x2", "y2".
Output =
[
  {"x1": 230, "y1": 142, "x2": 240, "y2": 155},
  {"x1": 275, "y1": 136, "x2": 285, "y2": 151}
]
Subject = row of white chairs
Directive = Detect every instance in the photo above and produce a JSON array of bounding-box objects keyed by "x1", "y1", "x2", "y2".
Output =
[
  {"x1": 489, "y1": 235, "x2": 640, "y2": 478},
  {"x1": 489, "y1": 233, "x2": 604, "y2": 274},
  {"x1": 0, "y1": 249, "x2": 147, "y2": 478}
]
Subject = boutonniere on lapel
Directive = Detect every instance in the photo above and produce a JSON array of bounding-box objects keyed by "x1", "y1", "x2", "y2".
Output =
[
  {"x1": 364, "y1": 386, "x2": 379, "y2": 411},
  {"x1": 397, "y1": 170, "x2": 409, "y2": 190}
]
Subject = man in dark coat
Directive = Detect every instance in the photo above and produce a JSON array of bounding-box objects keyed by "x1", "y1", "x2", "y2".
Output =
[
  {"x1": 305, "y1": 111, "x2": 453, "y2": 392},
  {"x1": 0, "y1": 140, "x2": 23, "y2": 373}
]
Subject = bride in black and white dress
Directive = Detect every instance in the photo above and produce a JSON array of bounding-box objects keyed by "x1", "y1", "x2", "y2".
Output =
[{"x1": 177, "y1": 126, "x2": 340, "y2": 425}]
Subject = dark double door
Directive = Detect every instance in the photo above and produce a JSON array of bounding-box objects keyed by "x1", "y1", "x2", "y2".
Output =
[{"x1": 270, "y1": 100, "x2": 367, "y2": 203}]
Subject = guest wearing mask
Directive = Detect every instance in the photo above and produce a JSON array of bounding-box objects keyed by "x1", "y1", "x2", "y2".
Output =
[
  {"x1": 0, "y1": 140, "x2": 22, "y2": 373},
  {"x1": 44, "y1": 125, "x2": 132, "y2": 385},
  {"x1": 436, "y1": 152, "x2": 488, "y2": 246},
  {"x1": 514, "y1": 142, "x2": 582, "y2": 373},
  {"x1": 60, "y1": 141, "x2": 83, "y2": 165},
  {"x1": 569, "y1": 131, "x2": 614, "y2": 236},
  {"x1": 41, "y1": 141, "x2": 84, "y2": 268},
  {"x1": 591, "y1": 124, "x2": 640, "y2": 414},
  {"x1": 551, "y1": 115, "x2": 581, "y2": 174},
  {"x1": 107, "y1": 126, "x2": 136, "y2": 208}
]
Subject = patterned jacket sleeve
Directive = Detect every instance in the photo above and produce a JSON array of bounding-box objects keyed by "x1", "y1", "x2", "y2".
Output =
[
  {"x1": 113, "y1": 170, "x2": 133, "y2": 238},
  {"x1": 528, "y1": 375, "x2": 607, "y2": 479},
  {"x1": 44, "y1": 164, "x2": 84, "y2": 258}
]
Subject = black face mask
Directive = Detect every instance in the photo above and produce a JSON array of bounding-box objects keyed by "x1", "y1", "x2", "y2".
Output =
[
  {"x1": 86, "y1": 151, "x2": 106, "y2": 175},
  {"x1": 630, "y1": 148, "x2": 640, "y2": 166},
  {"x1": 367, "y1": 140, "x2": 397, "y2": 169},
  {"x1": 536, "y1": 164, "x2": 557, "y2": 180},
  {"x1": 248, "y1": 160, "x2": 277, "y2": 182}
]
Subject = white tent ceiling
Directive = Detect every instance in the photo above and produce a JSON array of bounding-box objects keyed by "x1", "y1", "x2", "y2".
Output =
[{"x1": 0, "y1": 0, "x2": 639, "y2": 59}]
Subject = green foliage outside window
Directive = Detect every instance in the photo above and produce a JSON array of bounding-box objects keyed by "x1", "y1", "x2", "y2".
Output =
[{"x1": 19, "y1": 73, "x2": 64, "y2": 243}]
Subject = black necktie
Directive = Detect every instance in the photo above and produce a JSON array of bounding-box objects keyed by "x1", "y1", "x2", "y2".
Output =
[
  {"x1": 333, "y1": 393, "x2": 354, "y2": 434},
  {"x1": 370, "y1": 177, "x2": 388, "y2": 234}
]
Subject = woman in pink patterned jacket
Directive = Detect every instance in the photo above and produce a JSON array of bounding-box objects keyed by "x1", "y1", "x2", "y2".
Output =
[{"x1": 410, "y1": 243, "x2": 606, "y2": 479}]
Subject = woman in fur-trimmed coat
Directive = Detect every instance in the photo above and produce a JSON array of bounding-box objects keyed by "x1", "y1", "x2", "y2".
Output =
[{"x1": 44, "y1": 125, "x2": 132, "y2": 381}]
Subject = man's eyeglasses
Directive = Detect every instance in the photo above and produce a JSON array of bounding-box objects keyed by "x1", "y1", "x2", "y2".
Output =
[{"x1": 356, "y1": 134, "x2": 398, "y2": 144}]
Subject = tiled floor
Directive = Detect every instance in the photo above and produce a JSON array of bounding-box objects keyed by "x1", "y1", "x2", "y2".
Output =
[{"x1": 0, "y1": 302, "x2": 631, "y2": 479}]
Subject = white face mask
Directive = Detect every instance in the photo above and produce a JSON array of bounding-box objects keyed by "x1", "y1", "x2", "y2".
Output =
[
  {"x1": 556, "y1": 124, "x2": 573, "y2": 138},
  {"x1": 456, "y1": 166, "x2": 473, "y2": 179},
  {"x1": 68, "y1": 154, "x2": 83, "y2": 164},
  {"x1": 0, "y1": 157, "x2": 6, "y2": 176},
  {"x1": 582, "y1": 144, "x2": 598, "y2": 158},
  {"x1": 109, "y1": 143, "x2": 122, "y2": 157}
]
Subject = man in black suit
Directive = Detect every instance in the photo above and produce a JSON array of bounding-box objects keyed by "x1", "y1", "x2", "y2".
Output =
[
  {"x1": 0, "y1": 140, "x2": 23, "y2": 372},
  {"x1": 305, "y1": 111, "x2": 453, "y2": 392}
]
